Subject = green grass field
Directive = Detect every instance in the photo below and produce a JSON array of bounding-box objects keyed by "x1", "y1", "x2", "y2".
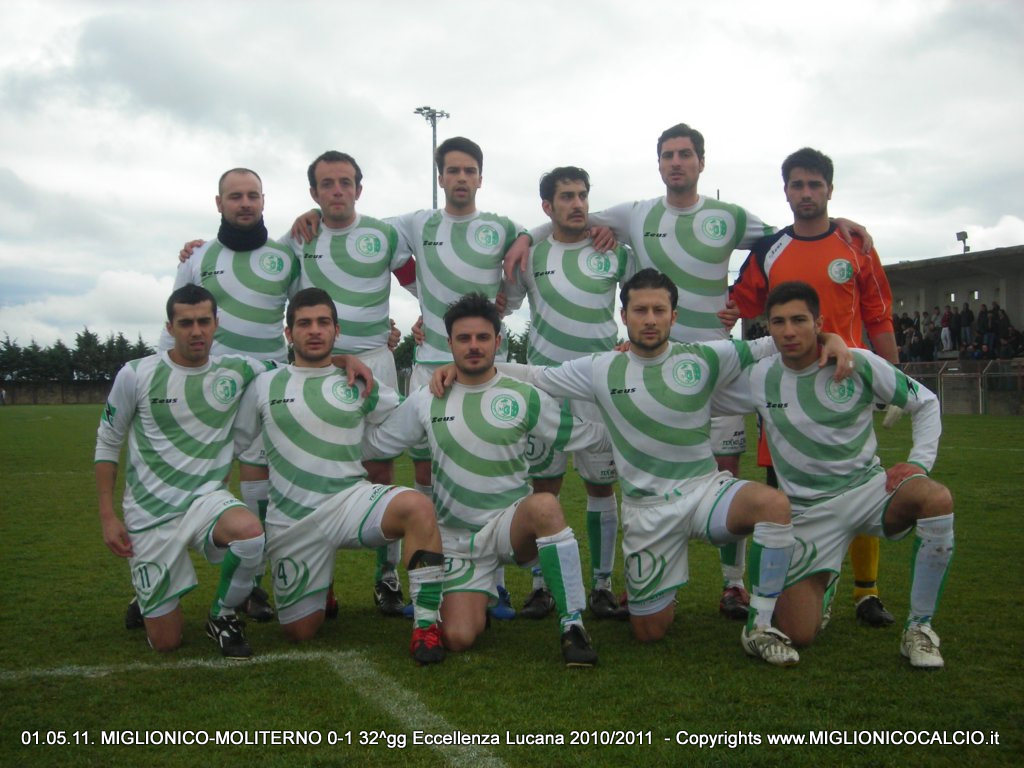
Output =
[{"x1": 1, "y1": 405, "x2": 1021, "y2": 767}]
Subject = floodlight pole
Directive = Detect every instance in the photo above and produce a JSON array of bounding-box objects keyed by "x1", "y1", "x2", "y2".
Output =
[{"x1": 414, "y1": 105, "x2": 450, "y2": 208}]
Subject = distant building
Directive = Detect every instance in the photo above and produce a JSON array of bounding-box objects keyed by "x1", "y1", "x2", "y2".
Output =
[{"x1": 885, "y1": 245, "x2": 1023, "y2": 321}]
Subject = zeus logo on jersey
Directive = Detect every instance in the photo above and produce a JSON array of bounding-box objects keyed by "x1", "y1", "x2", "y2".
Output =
[
  {"x1": 534, "y1": 270, "x2": 555, "y2": 278},
  {"x1": 150, "y1": 397, "x2": 178, "y2": 405},
  {"x1": 201, "y1": 270, "x2": 225, "y2": 278},
  {"x1": 644, "y1": 232, "x2": 667, "y2": 238},
  {"x1": 609, "y1": 387, "x2": 636, "y2": 395},
  {"x1": 432, "y1": 416, "x2": 455, "y2": 423},
  {"x1": 303, "y1": 253, "x2": 323, "y2": 260},
  {"x1": 270, "y1": 398, "x2": 296, "y2": 405},
  {"x1": 423, "y1": 240, "x2": 444, "y2": 246},
  {"x1": 765, "y1": 401, "x2": 788, "y2": 409}
]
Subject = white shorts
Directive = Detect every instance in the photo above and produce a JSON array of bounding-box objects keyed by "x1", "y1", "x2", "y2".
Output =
[
  {"x1": 439, "y1": 500, "x2": 525, "y2": 603},
  {"x1": 710, "y1": 414, "x2": 746, "y2": 456},
  {"x1": 266, "y1": 482, "x2": 401, "y2": 619},
  {"x1": 129, "y1": 490, "x2": 248, "y2": 617},
  {"x1": 621, "y1": 472, "x2": 745, "y2": 615},
  {"x1": 354, "y1": 344, "x2": 399, "y2": 390},
  {"x1": 785, "y1": 471, "x2": 917, "y2": 587},
  {"x1": 528, "y1": 399, "x2": 617, "y2": 485}
]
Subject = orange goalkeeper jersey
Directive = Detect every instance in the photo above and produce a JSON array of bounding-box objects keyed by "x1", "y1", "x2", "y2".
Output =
[{"x1": 730, "y1": 224, "x2": 893, "y2": 347}]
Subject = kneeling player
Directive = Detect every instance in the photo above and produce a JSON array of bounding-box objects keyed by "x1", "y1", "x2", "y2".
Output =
[
  {"x1": 367, "y1": 293, "x2": 606, "y2": 667},
  {"x1": 754, "y1": 282, "x2": 954, "y2": 668},
  {"x1": 96, "y1": 285, "x2": 272, "y2": 659},
  {"x1": 235, "y1": 289, "x2": 445, "y2": 665}
]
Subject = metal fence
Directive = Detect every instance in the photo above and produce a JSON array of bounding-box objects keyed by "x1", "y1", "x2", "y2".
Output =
[{"x1": 901, "y1": 360, "x2": 1024, "y2": 415}]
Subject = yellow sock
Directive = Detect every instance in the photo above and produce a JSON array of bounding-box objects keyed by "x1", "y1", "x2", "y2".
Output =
[{"x1": 850, "y1": 535, "x2": 880, "y2": 602}]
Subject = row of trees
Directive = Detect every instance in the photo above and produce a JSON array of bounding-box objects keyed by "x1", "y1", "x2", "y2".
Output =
[
  {"x1": 0, "y1": 330, "x2": 155, "y2": 383},
  {"x1": 2, "y1": 323, "x2": 532, "y2": 383}
]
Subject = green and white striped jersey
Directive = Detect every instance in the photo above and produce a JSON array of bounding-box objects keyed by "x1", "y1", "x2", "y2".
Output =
[
  {"x1": 519, "y1": 336, "x2": 776, "y2": 499},
  {"x1": 506, "y1": 236, "x2": 635, "y2": 365},
  {"x1": 162, "y1": 239, "x2": 300, "y2": 361},
  {"x1": 95, "y1": 352, "x2": 271, "y2": 532},
  {"x1": 280, "y1": 215, "x2": 413, "y2": 354},
  {"x1": 389, "y1": 209, "x2": 524, "y2": 364},
  {"x1": 235, "y1": 365, "x2": 401, "y2": 525},
  {"x1": 590, "y1": 196, "x2": 771, "y2": 342},
  {"x1": 747, "y1": 349, "x2": 941, "y2": 506},
  {"x1": 364, "y1": 376, "x2": 608, "y2": 531}
]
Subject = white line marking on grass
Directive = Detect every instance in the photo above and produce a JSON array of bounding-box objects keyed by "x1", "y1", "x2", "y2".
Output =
[{"x1": 1, "y1": 650, "x2": 507, "y2": 768}]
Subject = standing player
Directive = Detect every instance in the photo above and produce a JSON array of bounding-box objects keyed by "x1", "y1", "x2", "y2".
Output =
[
  {"x1": 278, "y1": 151, "x2": 418, "y2": 616},
  {"x1": 97, "y1": 286, "x2": 272, "y2": 659},
  {"x1": 234, "y1": 288, "x2": 445, "y2": 664},
  {"x1": 504, "y1": 166, "x2": 633, "y2": 620},
  {"x1": 729, "y1": 147, "x2": 898, "y2": 627},
  {"x1": 366, "y1": 294, "x2": 605, "y2": 667},
  {"x1": 506, "y1": 125, "x2": 872, "y2": 622},
  {"x1": 291, "y1": 137, "x2": 526, "y2": 528},
  {"x1": 753, "y1": 282, "x2": 953, "y2": 668},
  {"x1": 152, "y1": 168, "x2": 300, "y2": 627}
]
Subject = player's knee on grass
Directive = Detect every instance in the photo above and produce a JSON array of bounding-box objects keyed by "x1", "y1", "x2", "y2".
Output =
[
  {"x1": 440, "y1": 618, "x2": 483, "y2": 652},
  {"x1": 630, "y1": 607, "x2": 674, "y2": 643},
  {"x1": 440, "y1": 593, "x2": 488, "y2": 651},
  {"x1": 282, "y1": 613, "x2": 324, "y2": 643},
  {"x1": 145, "y1": 613, "x2": 183, "y2": 653},
  {"x1": 775, "y1": 579, "x2": 826, "y2": 648}
]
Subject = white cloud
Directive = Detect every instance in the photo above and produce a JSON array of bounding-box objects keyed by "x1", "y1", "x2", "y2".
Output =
[{"x1": 1, "y1": 0, "x2": 1022, "y2": 349}]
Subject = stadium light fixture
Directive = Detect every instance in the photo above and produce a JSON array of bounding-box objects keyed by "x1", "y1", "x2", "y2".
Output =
[{"x1": 413, "y1": 105, "x2": 450, "y2": 208}]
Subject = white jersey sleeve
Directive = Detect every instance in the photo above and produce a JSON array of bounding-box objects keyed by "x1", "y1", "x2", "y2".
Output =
[{"x1": 95, "y1": 361, "x2": 140, "y2": 463}]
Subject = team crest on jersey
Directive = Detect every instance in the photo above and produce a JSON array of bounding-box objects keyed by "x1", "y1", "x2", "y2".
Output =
[
  {"x1": 474, "y1": 224, "x2": 500, "y2": 249},
  {"x1": 356, "y1": 234, "x2": 382, "y2": 256},
  {"x1": 828, "y1": 259, "x2": 854, "y2": 284},
  {"x1": 331, "y1": 381, "x2": 360, "y2": 404},
  {"x1": 258, "y1": 252, "x2": 286, "y2": 275},
  {"x1": 700, "y1": 215, "x2": 729, "y2": 241},
  {"x1": 672, "y1": 360, "x2": 702, "y2": 388},
  {"x1": 212, "y1": 375, "x2": 238, "y2": 404},
  {"x1": 586, "y1": 252, "x2": 613, "y2": 275},
  {"x1": 490, "y1": 395, "x2": 520, "y2": 421},
  {"x1": 824, "y1": 377, "x2": 856, "y2": 404}
]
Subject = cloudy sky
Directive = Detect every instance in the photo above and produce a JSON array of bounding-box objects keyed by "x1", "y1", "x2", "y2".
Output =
[{"x1": 1, "y1": 0, "x2": 1022, "y2": 349}]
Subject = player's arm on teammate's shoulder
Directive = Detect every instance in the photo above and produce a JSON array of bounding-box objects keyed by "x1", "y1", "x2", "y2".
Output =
[
  {"x1": 718, "y1": 298, "x2": 740, "y2": 331},
  {"x1": 817, "y1": 332, "x2": 854, "y2": 380},
  {"x1": 330, "y1": 354, "x2": 375, "y2": 395},
  {"x1": 179, "y1": 239, "x2": 205, "y2": 263},
  {"x1": 832, "y1": 217, "x2": 873, "y2": 254},
  {"x1": 588, "y1": 226, "x2": 618, "y2": 252},
  {"x1": 503, "y1": 233, "x2": 532, "y2": 280},
  {"x1": 429, "y1": 363, "x2": 457, "y2": 397},
  {"x1": 291, "y1": 209, "x2": 322, "y2": 242}
]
